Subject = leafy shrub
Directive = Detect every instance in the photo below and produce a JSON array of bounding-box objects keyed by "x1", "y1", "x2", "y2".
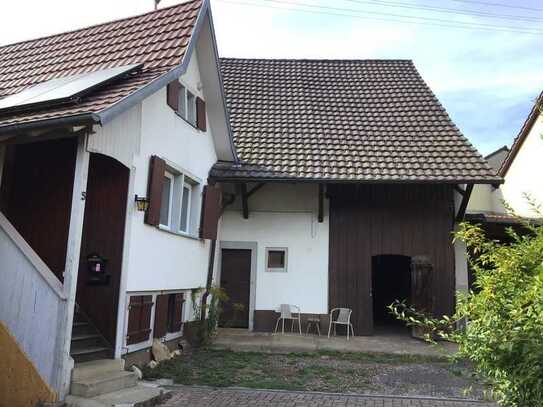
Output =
[
  {"x1": 186, "y1": 286, "x2": 228, "y2": 347},
  {"x1": 390, "y1": 204, "x2": 543, "y2": 406}
]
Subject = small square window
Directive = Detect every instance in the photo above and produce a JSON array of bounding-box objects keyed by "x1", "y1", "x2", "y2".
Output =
[{"x1": 266, "y1": 248, "x2": 288, "y2": 272}]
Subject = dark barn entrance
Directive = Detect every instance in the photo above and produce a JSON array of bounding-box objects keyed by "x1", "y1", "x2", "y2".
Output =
[
  {"x1": 372, "y1": 255, "x2": 411, "y2": 327},
  {"x1": 328, "y1": 184, "x2": 455, "y2": 335}
]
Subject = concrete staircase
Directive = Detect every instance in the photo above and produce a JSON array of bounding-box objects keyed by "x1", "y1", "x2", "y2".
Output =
[
  {"x1": 71, "y1": 306, "x2": 113, "y2": 363},
  {"x1": 67, "y1": 359, "x2": 165, "y2": 407},
  {"x1": 70, "y1": 359, "x2": 138, "y2": 398}
]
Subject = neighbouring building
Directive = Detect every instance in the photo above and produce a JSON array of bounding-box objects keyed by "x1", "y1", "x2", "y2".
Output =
[
  {"x1": 0, "y1": 0, "x2": 503, "y2": 404},
  {"x1": 467, "y1": 91, "x2": 543, "y2": 230}
]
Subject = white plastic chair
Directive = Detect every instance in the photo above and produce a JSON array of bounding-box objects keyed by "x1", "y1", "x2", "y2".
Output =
[
  {"x1": 274, "y1": 304, "x2": 302, "y2": 335},
  {"x1": 328, "y1": 308, "x2": 354, "y2": 340}
]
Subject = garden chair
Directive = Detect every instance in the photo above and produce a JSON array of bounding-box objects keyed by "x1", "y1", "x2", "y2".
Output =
[
  {"x1": 274, "y1": 304, "x2": 302, "y2": 335},
  {"x1": 328, "y1": 308, "x2": 354, "y2": 340}
]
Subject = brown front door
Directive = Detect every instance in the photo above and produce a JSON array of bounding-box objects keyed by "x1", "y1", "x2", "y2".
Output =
[{"x1": 219, "y1": 249, "x2": 251, "y2": 328}]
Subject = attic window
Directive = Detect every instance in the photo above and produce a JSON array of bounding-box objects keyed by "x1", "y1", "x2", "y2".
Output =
[{"x1": 166, "y1": 80, "x2": 206, "y2": 131}]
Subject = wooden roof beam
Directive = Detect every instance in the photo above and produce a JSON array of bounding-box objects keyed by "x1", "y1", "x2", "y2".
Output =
[{"x1": 455, "y1": 184, "x2": 473, "y2": 222}]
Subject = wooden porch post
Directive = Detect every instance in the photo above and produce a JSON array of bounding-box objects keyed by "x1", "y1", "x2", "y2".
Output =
[{"x1": 57, "y1": 133, "x2": 90, "y2": 398}]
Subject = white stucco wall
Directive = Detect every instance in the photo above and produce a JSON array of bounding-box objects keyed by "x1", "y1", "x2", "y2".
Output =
[
  {"x1": 124, "y1": 49, "x2": 219, "y2": 292},
  {"x1": 501, "y1": 114, "x2": 543, "y2": 218},
  {"x1": 220, "y1": 184, "x2": 329, "y2": 314}
]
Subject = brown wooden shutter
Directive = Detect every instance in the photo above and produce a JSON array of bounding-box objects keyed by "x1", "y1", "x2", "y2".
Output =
[
  {"x1": 153, "y1": 294, "x2": 170, "y2": 339},
  {"x1": 168, "y1": 293, "x2": 185, "y2": 332},
  {"x1": 167, "y1": 80, "x2": 180, "y2": 111},
  {"x1": 199, "y1": 183, "x2": 222, "y2": 240},
  {"x1": 126, "y1": 295, "x2": 154, "y2": 345},
  {"x1": 145, "y1": 155, "x2": 166, "y2": 226},
  {"x1": 196, "y1": 97, "x2": 206, "y2": 131}
]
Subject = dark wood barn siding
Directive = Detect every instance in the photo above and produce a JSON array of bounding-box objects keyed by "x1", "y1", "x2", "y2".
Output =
[
  {"x1": 77, "y1": 153, "x2": 129, "y2": 346},
  {"x1": 328, "y1": 184, "x2": 455, "y2": 335},
  {"x1": 0, "y1": 138, "x2": 77, "y2": 282}
]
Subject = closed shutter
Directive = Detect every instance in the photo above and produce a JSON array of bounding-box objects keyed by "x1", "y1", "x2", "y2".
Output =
[
  {"x1": 168, "y1": 293, "x2": 185, "y2": 332},
  {"x1": 145, "y1": 155, "x2": 166, "y2": 226},
  {"x1": 199, "y1": 183, "x2": 222, "y2": 240},
  {"x1": 167, "y1": 80, "x2": 180, "y2": 111},
  {"x1": 196, "y1": 97, "x2": 206, "y2": 131},
  {"x1": 153, "y1": 294, "x2": 170, "y2": 339},
  {"x1": 126, "y1": 295, "x2": 154, "y2": 345}
]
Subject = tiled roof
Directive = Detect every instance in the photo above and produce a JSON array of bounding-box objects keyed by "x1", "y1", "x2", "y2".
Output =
[
  {"x1": 212, "y1": 58, "x2": 501, "y2": 184},
  {"x1": 0, "y1": 0, "x2": 202, "y2": 128}
]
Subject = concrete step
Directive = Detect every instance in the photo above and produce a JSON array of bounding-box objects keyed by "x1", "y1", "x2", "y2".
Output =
[
  {"x1": 70, "y1": 370, "x2": 138, "y2": 398},
  {"x1": 71, "y1": 346, "x2": 112, "y2": 363},
  {"x1": 71, "y1": 333, "x2": 104, "y2": 350},
  {"x1": 72, "y1": 359, "x2": 125, "y2": 381},
  {"x1": 65, "y1": 384, "x2": 167, "y2": 407}
]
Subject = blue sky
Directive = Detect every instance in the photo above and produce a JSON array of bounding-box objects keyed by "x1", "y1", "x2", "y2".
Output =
[{"x1": 2, "y1": 0, "x2": 542, "y2": 155}]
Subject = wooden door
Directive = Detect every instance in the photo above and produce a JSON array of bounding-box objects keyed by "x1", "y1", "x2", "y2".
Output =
[
  {"x1": 219, "y1": 249, "x2": 251, "y2": 328},
  {"x1": 76, "y1": 153, "x2": 129, "y2": 346}
]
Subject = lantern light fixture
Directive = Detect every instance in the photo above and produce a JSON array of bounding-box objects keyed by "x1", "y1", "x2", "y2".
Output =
[{"x1": 135, "y1": 195, "x2": 149, "y2": 212}]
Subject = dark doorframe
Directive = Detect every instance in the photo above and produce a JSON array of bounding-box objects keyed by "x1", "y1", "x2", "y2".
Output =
[
  {"x1": 76, "y1": 153, "x2": 129, "y2": 348},
  {"x1": 219, "y1": 248, "x2": 252, "y2": 328}
]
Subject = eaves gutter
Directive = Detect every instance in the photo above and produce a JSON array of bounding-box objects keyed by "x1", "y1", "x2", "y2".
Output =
[{"x1": 209, "y1": 174, "x2": 505, "y2": 185}]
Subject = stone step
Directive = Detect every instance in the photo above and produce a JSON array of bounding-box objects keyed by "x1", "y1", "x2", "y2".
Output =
[
  {"x1": 72, "y1": 359, "x2": 125, "y2": 381},
  {"x1": 70, "y1": 370, "x2": 138, "y2": 398},
  {"x1": 71, "y1": 346, "x2": 112, "y2": 363},
  {"x1": 65, "y1": 384, "x2": 166, "y2": 407}
]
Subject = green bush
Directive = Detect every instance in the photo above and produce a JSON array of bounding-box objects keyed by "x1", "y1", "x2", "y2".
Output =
[
  {"x1": 186, "y1": 286, "x2": 228, "y2": 347},
  {"x1": 390, "y1": 204, "x2": 543, "y2": 406}
]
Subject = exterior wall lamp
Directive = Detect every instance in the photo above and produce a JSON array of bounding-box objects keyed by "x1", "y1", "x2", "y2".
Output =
[{"x1": 135, "y1": 195, "x2": 149, "y2": 212}]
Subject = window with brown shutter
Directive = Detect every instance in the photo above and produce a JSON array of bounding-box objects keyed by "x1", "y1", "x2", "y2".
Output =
[
  {"x1": 167, "y1": 80, "x2": 180, "y2": 111},
  {"x1": 153, "y1": 294, "x2": 170, "y2": 339},
  {"x1": 199, "y1": 184, "x2": 222, "y2": 240},
  {"x1": 145, "y1": 155, "x2": 166, "y2": 226},
  {"x1": 196, "y1": 97, "x2": 206, "y2": 131},
  {"x1": 126, "y1": 295, "x2": 154, "y2": 345},
  {"x1": 168, "y1": 293, "x2": 185, "y2": 333}
]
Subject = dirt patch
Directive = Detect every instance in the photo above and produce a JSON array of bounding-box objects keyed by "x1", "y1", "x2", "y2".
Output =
[{"x1": 141, "y1": 349, "x2": 490, "y2": 400}]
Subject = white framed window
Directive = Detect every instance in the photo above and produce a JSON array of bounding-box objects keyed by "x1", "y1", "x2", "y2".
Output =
[
  {"x1": 178, "y1": 85, "x2": 187, "y2": 119},
  {"x1": 179, "y1": 181, "x2": 192, "y2": 234},
  {"x1": 159, "y1": 172, "x2": 175, "y2": 228},
  {"x1": 187, "y1": 91, "x2": 196, "y2": 126},
  {"x1": 157, "y1": 162, "x2": 201, "y2": 237},
  {"x1": 266, "y1": 247, "x2": 288, "y2": 272}
]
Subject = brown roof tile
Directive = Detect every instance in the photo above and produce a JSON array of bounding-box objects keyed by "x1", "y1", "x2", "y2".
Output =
[
  {"x1": 212, "y1": 58, "x2": 501, "y2": 184},
  {"x1": 0, "y1": 0, "x2": 202, "y2": 128}
]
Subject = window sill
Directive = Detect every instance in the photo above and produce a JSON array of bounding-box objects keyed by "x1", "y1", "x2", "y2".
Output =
[
  {"x1": 157, "y1": 225, "x2": 201, "y2": 241},
  {"x1": 174, "y1": 111, "x2": 200, "y2": 132}
]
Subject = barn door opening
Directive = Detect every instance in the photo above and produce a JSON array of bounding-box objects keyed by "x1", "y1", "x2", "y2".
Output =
[{"x1": 371, "y1": 255, "x2": 411, "y2": 328}]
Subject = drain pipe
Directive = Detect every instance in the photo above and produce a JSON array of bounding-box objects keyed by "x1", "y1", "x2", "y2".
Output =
[{"x1": 200, "y1": 238, "x2": 216, "y2": 321}]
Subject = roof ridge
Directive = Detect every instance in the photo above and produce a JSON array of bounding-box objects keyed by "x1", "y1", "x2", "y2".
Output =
[
  {"x1": 0, "y1": 0, "x2": 201, "y2": 50},
  {"x1": 219, "y1": 57, "x2": 413, "y2": 63}
]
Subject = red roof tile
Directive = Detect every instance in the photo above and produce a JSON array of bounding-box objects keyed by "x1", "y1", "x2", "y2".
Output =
[
  {"x1": 212, "y1": 58, "x2": 502, "y2": 184},
  {"x1": 0, "y1": 0, "x2": 203, "y2": 128}
]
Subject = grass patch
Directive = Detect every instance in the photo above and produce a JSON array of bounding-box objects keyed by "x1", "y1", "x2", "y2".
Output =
[{"x1": 140, "y1": 349, "x2": 449, "y2": 393}]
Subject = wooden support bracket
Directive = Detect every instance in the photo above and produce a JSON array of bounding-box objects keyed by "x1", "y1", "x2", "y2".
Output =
[
  {"x1": 241, "y1": 183, "x2": 249, "y2": 219},
  {"x1": 318, "y1": 184, "x2": 324, "y2": 223},
  {"x1": 455, "y1": 184, "x2": 473, "y2": 222}
]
